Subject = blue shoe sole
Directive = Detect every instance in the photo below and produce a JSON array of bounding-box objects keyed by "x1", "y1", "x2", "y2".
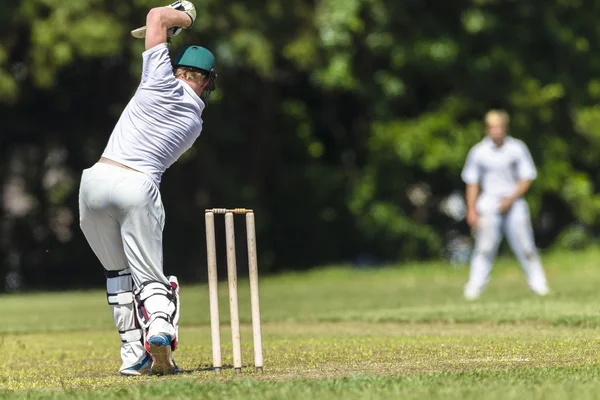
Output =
[
  {"x1": 148, "y1": 334, "x2": 176, "y2": 375},
  {"x1": 148, "y1": 334, "x2": 170, "y2": 347}
]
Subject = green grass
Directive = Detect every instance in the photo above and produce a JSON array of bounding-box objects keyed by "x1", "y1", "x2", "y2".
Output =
[{"x1": 2, "y1": 249, "x2": 600, "y2": 399}]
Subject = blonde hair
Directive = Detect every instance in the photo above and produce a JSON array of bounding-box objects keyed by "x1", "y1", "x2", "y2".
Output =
[
  {"x1": 484, "y1": 109, "x2": 510, "y2": 126},
  {"x1": 174, "y1": 66, "x2": 208, "y2": 85}
]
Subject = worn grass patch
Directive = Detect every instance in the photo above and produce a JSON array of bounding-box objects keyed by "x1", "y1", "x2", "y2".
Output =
[
  {"x1": 2, "y1": 249, "x2": 600, "y2": 398},
  {"x1": 7, "y1": 367, "x2": 600, "y2": 400}
]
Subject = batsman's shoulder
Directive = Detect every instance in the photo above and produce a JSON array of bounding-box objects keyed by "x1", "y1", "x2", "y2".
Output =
[
  {"x1": 140, "y1": 42, "x2": 177, "y2": 88},
  {"x1": 142, "y1": 42, "x2": 170, "y2": 58}
]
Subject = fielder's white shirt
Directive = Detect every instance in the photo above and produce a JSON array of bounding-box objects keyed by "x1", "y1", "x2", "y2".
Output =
[
  {"x1": 102, "y1": 43, "x2": 205, "y2": 185},
  {"x1": 461, "y1": 136, "x2": 537, "y2": 213}
]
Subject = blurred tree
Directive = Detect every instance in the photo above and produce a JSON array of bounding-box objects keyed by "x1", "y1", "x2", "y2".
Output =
[{"x1": 1, "y1": 0, "x2": 599, "y2": 291}]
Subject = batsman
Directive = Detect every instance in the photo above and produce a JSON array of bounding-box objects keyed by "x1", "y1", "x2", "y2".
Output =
[{"x1": 78, "y1": 0, "x2": 217, "y2": 375}]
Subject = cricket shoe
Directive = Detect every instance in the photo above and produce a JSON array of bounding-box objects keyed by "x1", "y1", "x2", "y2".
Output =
[
  {"x1": 533, "y1": 286, "x2": 550, "y2": 297},
  {"x1": 148, "y1": 334, "x2": 178, "y2": 375},
  {"x1": 120, "y1": 354, "x2": 152, "y2": 376},
  {"x1": 463, "y1": 287, "x2": 481, "y2": 301}
]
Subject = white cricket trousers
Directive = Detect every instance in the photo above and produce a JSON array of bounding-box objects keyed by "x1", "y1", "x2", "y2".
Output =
[
  {"x1": 79, "y1": 163, "x2": 168, "y2": 286},
  {"x1": 79, "y1": 162, "x2": 176, "y2": 369},
  {"x1": 465, "y1": 199, "x2": 549, "y2": 298}
]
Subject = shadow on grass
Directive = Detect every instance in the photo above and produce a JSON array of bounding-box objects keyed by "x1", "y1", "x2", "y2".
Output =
[{"x1": 178, "y1": 364, "x2": 256, "y2": 374}]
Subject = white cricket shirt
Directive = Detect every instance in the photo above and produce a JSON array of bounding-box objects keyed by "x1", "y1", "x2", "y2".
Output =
[
  {"x1": 461, "y1": 136, "x2": 537, "y2": 213},
  {"x1": 102, "y1": 43, "x2": 205, "y2": 185}
]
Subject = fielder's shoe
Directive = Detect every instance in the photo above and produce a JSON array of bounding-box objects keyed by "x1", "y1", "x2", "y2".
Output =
[
  {"x1": 120, "y1": 354, "x2": 152, "y2": 376},
  {"x1": 148, "y1": 334, "x2": 178, "y2": 375},
  {"x1": 464, "y1": 286, "x2": 481, "y2": 301},
  {"x1": 533, "y1": 286, "x2": 550, "y2": 296}
]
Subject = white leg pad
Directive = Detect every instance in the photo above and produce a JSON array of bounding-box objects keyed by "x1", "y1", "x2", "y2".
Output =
[
  {"x1": 105, "y1": 268, "x2": 147, "y2": 370},
  {"x1": 134, "y1": 276, "x2": 181, "y2": 349}
]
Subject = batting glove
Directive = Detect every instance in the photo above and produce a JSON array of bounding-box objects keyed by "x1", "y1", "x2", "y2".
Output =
[
  {"x1": 130, "y1": 0, "x2": 196, "y2": 39},
  {"x1": 167, "y1": 0, "x2": 196, "y2": 36}
]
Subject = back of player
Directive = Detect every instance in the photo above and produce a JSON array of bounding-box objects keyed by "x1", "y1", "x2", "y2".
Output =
[
  {"x1": 78, "y1": 1, "x2": 217, "y2": 375},
  {"x1": 102, "y1": 42, "x2": 204, "y2": 185}
]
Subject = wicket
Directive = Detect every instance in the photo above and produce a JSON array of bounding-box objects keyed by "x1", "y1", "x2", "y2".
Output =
[{"x1": 204, "y1": 208, "x2": 264, "y2": 374}]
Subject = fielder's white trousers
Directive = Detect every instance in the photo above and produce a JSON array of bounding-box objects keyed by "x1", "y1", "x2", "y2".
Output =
[
  {"x1": 465, "y1": 199, "x2": 549, "y2": 298},
  {"x1": 79, "y1": 163, "x2": 176, "y2": 369}
]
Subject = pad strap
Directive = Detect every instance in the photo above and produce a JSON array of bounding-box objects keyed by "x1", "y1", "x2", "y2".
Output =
[
  {"x1": 119, "y1": 328, "x2": 143, "y2": 343},
  {"x1": 104, "y1": 269, "x2": 132, "y2": 278},
  {"x1": 106, "y1": 268, "x2": 134, "y2": 305},
  {"x1": 107, "y1": 292, "x2": 135, "y2": 305},
  {"x1": 136, "y1": 282, "x2": 174, "y2": 302},
  {"x1": 147, "y1": 311, "x2": 173, "y2": 326}
]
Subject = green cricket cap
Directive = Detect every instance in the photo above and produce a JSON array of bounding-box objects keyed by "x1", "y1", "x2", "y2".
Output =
[{"x1": 173, "y1": 46, "x2": 215, "y2": 72}]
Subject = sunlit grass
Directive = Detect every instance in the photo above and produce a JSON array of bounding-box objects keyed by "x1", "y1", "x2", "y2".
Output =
[{"x1": 2, "y1": 248, "x2": 600, "y2": 398}]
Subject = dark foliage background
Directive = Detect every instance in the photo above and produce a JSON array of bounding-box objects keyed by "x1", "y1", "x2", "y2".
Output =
[{"x1": 1, "y1": 0, "x2": 597, "y2": 291}]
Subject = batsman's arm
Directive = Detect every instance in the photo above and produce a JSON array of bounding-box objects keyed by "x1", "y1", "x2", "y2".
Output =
[{"x1": 145, "y1": 7, "x2": 193, "y2": 50}]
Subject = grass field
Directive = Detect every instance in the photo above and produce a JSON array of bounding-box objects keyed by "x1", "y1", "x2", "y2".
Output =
[{"x1": 2, "y1": 249, "x2": 600, "y2": 399}]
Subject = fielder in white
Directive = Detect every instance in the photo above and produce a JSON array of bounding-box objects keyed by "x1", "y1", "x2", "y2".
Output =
[
  {"x1": 79, "y1": 0, "x2": 217, "y2": 375},
  {"x1": 462, "y1": 110, "x2": 549, "y2": 300}
]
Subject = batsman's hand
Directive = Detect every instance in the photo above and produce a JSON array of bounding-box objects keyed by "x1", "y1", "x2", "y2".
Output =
[
  {"x1": 167, "y1": 0, "x2": 196, "y2": 33},
  {"x1": 131, "y1": 0, "x2": 196, "y2": 39}
]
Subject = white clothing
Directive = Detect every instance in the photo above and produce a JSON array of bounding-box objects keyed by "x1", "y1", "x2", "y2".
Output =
[
  {"x1": 79, "y1": 163, "x2": 167, "y2": 287},
  {"x1": 462, "y1": 137, "x2": 537, "y2": 214},
  {"x1": 461, "y1": 136, "x2": 548, "y2": 298},
  {"x1": 102, "y1": 43, "x2": 205, "y2": 185},
  {"x1": 104, "y1": 268, "x2": 147, "y2": 371},
  {"x1": 79, "y1": 163, "x2": 177, "y2": 367},
  {"x1": 81, "y1": 43, "x2": 205, "y2": 370},
  {"x1": 464, "y1": 199, "x2": 548, "y2": 298}
]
